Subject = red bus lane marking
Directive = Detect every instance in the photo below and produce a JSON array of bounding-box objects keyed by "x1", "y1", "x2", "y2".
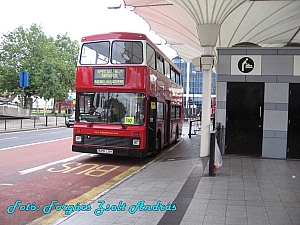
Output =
[
  {"x1": 19, "y1": 154, "x2": 87, "y2": 175},
  {"x1": 47, "y1": 162, "x2": 120, "y2": 177},
  {"x1": 0, "y1": 137, "x2": 71, "y2": 151},
  {"x1": 29, "y1": 162, "x2": 145, "y2": 225},
  {"x1": 0, "y1": 139, "x2": 145, "y2": 225},
  {"x1": 1, "y1": 162, "x2": 141, "y2": 225},
  {"x1": 0, "y1": 138, "x2": 75, "y2": 176}
]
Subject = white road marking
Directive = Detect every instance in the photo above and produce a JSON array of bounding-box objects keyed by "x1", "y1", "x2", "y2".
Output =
[
  {"x1": 19, "y1": 154, "x2": 87, "y2": 175},
  {"x1": 38, "y1": 130, "x2": 68, "y2": 135},
  {"x1": 0, "y1": 137, "x2": 71, "y2": 151},
  {"x1": 0, "y1": 137, "x2": 19, "y2": 141},
  {"x1": 0, "y1": 183, "x2": 13, "y2": 186}
]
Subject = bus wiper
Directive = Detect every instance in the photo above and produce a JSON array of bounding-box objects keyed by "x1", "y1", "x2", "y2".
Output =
[{"x1": 118, "y1": 119, "x2": 126, "y2": 129}]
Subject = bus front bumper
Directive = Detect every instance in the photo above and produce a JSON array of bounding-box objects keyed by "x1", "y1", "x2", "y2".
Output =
[{"x1": 72, "y1": 145, "x2": 146, "y2": 158}]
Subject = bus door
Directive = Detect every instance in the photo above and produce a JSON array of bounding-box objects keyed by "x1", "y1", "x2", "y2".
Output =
[
  {"x1": 147, "y1": 97, "x2": 157, "y2": 153},
  {"x1": 164, "y1": 100, "x2": 170, "y2": 144}
]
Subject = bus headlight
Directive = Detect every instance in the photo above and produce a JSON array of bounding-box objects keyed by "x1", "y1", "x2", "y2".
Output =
[
  {"x1": 75, "y1": 135, "x2": 82, "y2": 143},
  {"x1": 132, "y1": 139, "x2": 140, "y2": 146}
]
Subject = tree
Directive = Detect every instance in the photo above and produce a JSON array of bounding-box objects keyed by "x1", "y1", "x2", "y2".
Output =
[
  {"x1": 0, "y1": 24, "x2": 79, "y2": 111},
  {"x1": 36, "y1": 34, "x2": 79, "y2": 113}
]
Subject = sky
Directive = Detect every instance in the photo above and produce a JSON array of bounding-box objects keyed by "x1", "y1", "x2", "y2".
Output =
[{"x1": 0, "y1": 0, "x2": 177, "y2": 58}]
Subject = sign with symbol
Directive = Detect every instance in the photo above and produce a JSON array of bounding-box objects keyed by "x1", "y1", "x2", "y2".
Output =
[
  {"x1": 151, "y1": 102, "x2": 156, "y2": 109},
  {"x1": 238, "y1": 57, "x2": 254, "y2": 73},
  {"x1": 231, "y1": 55, "x2": 261, "y2": 75}
]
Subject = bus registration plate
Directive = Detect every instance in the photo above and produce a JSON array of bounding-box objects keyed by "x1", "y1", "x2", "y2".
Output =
[{"x1": 97, "y1": 149, "x2": 113, "y2": 154}]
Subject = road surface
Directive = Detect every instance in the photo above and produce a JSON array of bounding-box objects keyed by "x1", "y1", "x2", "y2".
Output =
[{"x1": 0, "y1": 128, "x2": 148, "y2": 225}]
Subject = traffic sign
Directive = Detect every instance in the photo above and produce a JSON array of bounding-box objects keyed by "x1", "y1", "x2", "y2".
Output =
[{"x1": 19, "y1": 71, "x2": 29, "y2": 87}]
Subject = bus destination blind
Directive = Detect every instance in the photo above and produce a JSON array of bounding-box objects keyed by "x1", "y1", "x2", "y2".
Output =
[{"x1": 94, "y1": 68, "x2": 125, "y2": 85}]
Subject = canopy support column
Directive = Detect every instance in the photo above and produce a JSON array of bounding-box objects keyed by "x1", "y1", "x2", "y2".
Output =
[
  {"x1": 200, "y1": 47, "x2": 213, "y2": 157},
  {"x1": 196, "y1": 24, "x2": 220, "y2": 157}
]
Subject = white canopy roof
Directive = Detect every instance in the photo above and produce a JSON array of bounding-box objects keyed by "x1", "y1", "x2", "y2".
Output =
[{"x1": 124, "y1": 0, "x2": 300, "y2": 61}]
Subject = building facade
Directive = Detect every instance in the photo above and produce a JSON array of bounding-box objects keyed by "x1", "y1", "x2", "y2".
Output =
[
  {"x1": 173, "y1": 56, "x2": 216, "y2": 116},
  {"x1": 216, "y1": 47, "x2": 300, "y2": 159}
]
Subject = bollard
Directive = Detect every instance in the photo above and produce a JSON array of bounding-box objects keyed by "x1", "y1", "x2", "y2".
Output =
[
  {"x1": 189, "y1": 120, "x2": 192, "y2": 138},
  {"x1": 209, "y1": 131, "x2": 216, "y2": 176},
  {"x1": 45, "y1": 115, "x2": 48, "y2": 127}
]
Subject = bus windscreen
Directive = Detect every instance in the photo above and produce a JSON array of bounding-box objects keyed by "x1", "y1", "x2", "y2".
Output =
[{"x1": 77, "y1": 92, "x2": 145, "y2": 125}]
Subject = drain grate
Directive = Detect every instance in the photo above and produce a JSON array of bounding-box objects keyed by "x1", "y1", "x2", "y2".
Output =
[{"x1": 161, "y1": 156, "x2": 199, "y2": 162}]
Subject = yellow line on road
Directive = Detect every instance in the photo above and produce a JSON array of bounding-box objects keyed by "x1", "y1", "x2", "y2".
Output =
[{"x1": 28, "y1": 162, "x2": 145, "y2": 225}]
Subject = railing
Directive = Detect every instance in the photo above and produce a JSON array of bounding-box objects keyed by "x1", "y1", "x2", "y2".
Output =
[
  {"x1": 188, "y1": 119, "x2": 201, "y2": 138},
  {"x1": 0, "y1": 116, "x2": 67, "y2": 132}
]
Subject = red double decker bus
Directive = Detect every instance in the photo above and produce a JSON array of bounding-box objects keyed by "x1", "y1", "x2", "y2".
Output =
[{"x1": 72, "y1": 32, "x2": 183, "y2": 157}]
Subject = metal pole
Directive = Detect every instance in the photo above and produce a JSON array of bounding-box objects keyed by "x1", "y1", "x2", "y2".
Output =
[
  {"x1": 193, "y1": 73, "x2": 195, "y2": 116},
  {"x1": 21, "y1": 88, "x2": 24, "y2": 108},
  {"x1": 186, "y1": 62, "x2": 190, "y2": 110},
  {"x1": 189, "y1": 120, "x2": 192, "y2": 138},
  {"x1": 209, "y1": 131, "x2": 216, "y2": 176}
]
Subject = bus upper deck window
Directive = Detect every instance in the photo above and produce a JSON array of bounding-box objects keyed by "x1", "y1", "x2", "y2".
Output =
[
  {"x1": 80, "y1": 42, "x2": 110, "y2": 65},
  {"x1": 112, "y1": 41, "x2": 143, "y2": 64}
]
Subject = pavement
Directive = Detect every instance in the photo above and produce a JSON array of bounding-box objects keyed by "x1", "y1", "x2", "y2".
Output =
[{"x1": 41, "y1": 124, "x2": 300, "y2": 225}]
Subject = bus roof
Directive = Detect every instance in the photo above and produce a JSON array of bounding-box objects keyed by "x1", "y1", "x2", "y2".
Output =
[
  {"x1": 81, "y1": 32, "x2": 181, "y2": 73},
  {"x1": 81, "y1": 32, "x2": 148, "y2": 42}
]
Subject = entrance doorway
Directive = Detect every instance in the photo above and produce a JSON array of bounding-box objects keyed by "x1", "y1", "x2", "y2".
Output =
[
  {"x1": 164, "y1": 101, "x2": 170, "y2": 145},
  {"x1": 147, "y1": 97, "x2": 157, "y2": 154},
  {"x1": 287, "y1": 83, "x2": 300, "y2": 159},
  {"x1": 225, "y1": 82, "x2": 264, "y2": 155}
]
